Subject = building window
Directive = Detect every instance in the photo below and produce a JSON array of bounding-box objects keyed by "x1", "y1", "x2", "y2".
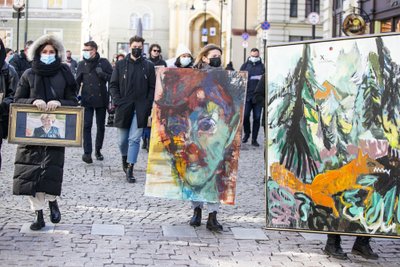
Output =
[
  {"x1": 381, "y1": 17, "x2": 400, "y2": 32},
  {"x1": 130, "y1": 13, "x2": 138, "y2": 30},
  {"x1": 334, "y1": 13, "x2": 342, "y2": 37},
  {"x1": 0, "y1": 28, "x2": 12, "y2": 48},
  {"x1": 289, "y1": 36, "x2": 312, "y2": 42},
  {"x1": 142, "y1": 13, "x2": 151, "y2": 30},
  {"x1": 1, "y1": 0, "x2": 13, "y2": 7},
  {"x1": 47, "y1": 0, "x2": 63, "y2": 9},
  {"x1": 395, "y1": 17, "x2": 400, "y2": 32},
  {"x1": 44, "y1": 28, "x2": 63, "y2": 40},
  {"x1": 290, "y1": 0, "x2": 297, "y2": 17},
  {"x1": 305, "y1": 0, "x2": 320, "y2": 17}
]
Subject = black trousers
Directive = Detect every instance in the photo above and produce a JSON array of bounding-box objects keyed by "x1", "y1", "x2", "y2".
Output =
[
  {"x1": 83, "y1": 107, "x2": 106, "y2": 154},
  {"x1": 243, "y1": 100, "x2": 262, "y2": 141}
]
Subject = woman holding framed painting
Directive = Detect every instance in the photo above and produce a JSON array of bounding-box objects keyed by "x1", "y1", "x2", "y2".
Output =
[{"x1": 12, "y1": 34, "x2": 78, "y2": 231}]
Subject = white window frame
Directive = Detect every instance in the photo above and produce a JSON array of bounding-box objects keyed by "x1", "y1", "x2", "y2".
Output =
[
  {"x1": 44, "y1": 0, "x2": 66, "y2": 9},
  {"x1": 43, "y1": 28, "x2": 63, "y2": 40}
]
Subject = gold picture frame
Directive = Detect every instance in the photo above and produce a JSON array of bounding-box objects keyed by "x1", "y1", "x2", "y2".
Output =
[{"x1": 8, "y1": 104, "x2": 84, "y2": 147}]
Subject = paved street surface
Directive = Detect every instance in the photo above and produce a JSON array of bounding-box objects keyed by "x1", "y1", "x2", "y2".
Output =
[{"x1": 0, "y1": 126, "x2": 399, "y2": 267}]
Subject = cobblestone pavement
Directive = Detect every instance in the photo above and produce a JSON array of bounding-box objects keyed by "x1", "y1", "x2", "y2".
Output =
[{"x1": 0, "y1": 126, "x2": 399, "y2": 267}]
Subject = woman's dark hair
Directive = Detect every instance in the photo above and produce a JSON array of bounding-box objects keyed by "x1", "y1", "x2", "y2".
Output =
[
  {"x1": 35, "y1": 43, "x2": 58, "y2": 59},
  {"x1": 149, "y1": 44, "x2": 161, "y2": 54}
]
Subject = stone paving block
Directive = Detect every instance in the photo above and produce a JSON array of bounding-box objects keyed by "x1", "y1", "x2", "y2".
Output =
[
  {"x1": 162, "y1": 225, "x2": 198, "y2": 238},
  {"x1": 91, "y1": 224, "x2": 124, "y2": 236},
  {"x1": 300, "y1": 232, "x2": 327, "y2": 241},
  {"x1": 231, "y1": 227, "x2": 268, "y2": 240},
  {"x1": 20, "y1": 223, "x2": 55, "y2": 234}
]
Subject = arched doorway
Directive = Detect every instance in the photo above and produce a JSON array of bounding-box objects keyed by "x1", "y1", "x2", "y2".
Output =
[{"x1": 189, "y1": 14, "x2": 220, "y2": 57}]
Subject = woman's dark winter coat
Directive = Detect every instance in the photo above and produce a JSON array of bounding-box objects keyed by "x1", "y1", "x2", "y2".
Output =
[
  {"x1": 109, "y1": 55, "x2": 156, "y2": 129},
  {"x1": 75, "y1": 53, "x2": 113, "y2": 108},
  {"x1": 13, "y1": 65, "x2": 78, "y2": 196},
  {"x1": 12, "y1": 34, "x2": 78, "y2": 197}
]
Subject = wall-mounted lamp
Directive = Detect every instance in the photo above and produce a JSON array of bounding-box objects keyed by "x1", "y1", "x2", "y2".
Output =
[{"x1": 190, "y1": 4, "x2": 195, "y2": 10}]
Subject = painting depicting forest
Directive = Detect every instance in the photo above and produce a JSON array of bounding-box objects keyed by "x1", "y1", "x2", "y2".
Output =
[{"x1": 266, "y1": 34, "x2": 400, "y2": 237}]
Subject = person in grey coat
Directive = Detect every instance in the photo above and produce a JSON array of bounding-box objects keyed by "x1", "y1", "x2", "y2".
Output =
[{"x1": 12, "y1": 34, "x2": 78, "y2": 231}]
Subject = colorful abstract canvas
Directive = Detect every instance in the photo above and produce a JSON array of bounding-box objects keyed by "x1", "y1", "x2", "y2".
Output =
[
  {"x1": 145, "y1": 68, "x2": 247, "y2": 205},
  {"x1": 267, "y1": 34, "x2": 400, "y2": 238}
]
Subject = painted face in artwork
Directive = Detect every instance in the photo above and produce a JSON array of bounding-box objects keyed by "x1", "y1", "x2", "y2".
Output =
[{"x1": 164, "y1": 88, "x2": 233, "y2": 189}]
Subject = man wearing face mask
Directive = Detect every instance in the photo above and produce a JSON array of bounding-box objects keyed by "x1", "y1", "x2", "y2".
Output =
[
  {"x1": 10, "y1": 40, "x2": 33, "y2": 78},
  {"x1": 109, "y1": 35, "x2": 156, "y2": 183},
  {"x1": 76, "y1": 41, "x2": 113, "y2": 164},
  {"x1": 240, "y1": 48, "x2": 265, "y2": 147},
  {"x1": 65, "y1": 50, "x2": 78, "y2": 77}
]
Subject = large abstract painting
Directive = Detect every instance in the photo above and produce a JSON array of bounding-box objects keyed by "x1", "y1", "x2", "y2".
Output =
[
  {"x1": 145, "y1": 68, "x2": 247, "y2": 205},
  {"x1": 267, "y1": 33, "x2": 400, "y2": 237}
]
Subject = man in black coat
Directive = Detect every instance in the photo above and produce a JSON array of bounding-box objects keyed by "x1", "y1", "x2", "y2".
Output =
[
  {"x1": 66, "y1": 50, "x2": 78, "y2": 77},
  {"x1": 76, "y1": 41, "x2": 113, "y2": 163},
  {"x1": 9, "y1": 40, "x2": 33, "y2": 78},
  {"x1": 109, "y1": 35, "x2": 156, "y2": 183},
  {"x1": 240, "y1": 48, "x2": 265, "y2": 147}
]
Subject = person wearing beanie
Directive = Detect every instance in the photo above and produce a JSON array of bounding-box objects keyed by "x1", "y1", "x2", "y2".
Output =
[{"x1": 174, "y1": 44, "x2": 193, "y2": 68}]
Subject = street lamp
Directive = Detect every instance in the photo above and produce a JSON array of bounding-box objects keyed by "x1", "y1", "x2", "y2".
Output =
[
  {"x1": 12, "y1": 0, "x2": 25, "y2": 52},
  {"x1": 219, "y1": 0, "x2": 227, "y2": 46},
  {"x1": 202, "y1": 0, "x2": 210, "y2": 45}
]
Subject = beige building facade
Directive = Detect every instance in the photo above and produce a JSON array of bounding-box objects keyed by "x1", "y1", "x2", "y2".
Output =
[
  {"x1": 0, "y1": 0, "x2": 81, "y2": 56},
  {"x1": 82, "y1": 0, "x2": 170, "y2": 61}
]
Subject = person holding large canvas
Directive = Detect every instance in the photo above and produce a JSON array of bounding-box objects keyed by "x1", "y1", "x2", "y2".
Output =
[{"x1": 12, "y1": 34, "x2": 78, "y2": 231}]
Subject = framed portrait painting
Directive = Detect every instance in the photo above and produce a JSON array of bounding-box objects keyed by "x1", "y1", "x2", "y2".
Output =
[
  {"x1": 8, "y1": 104, "x2": 84, "y2": 147},
  {"x1": 145, "y1": 68, "x2": 247, "y2": 205}
]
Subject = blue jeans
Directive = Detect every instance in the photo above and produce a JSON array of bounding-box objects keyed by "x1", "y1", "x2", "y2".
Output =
[
  {"x1": 243, "y1": 100, "x2": 262, "y2": 141},
  {"x1": 117, "y1": 113, "x2": 143, "y2": 164},
  {"x1": 83, "y1": 107, "x2": 106, "y2": 154},
  {"x1": 142, "y1": 127, "x2": 151, "y2": 139}
]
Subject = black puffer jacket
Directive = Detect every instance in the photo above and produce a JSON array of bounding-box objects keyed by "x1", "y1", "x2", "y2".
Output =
[
  {"x1": 76, "y1": 54, "x2": 113, "y2": 108},
  {"x1": 109, "y1": 55, "x2": 155, "y2": 129},
  {"x1": 13, "y1": 34, "x2": 78, "y2": 197},
  {"x1": 13, "y1": 65, "x2": 78, "y2": 196}
]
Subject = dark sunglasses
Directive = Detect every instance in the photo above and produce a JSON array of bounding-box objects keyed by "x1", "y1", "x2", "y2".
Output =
[{"x1": 152, "y1": 49, "x2": 160, "y2": 52}]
